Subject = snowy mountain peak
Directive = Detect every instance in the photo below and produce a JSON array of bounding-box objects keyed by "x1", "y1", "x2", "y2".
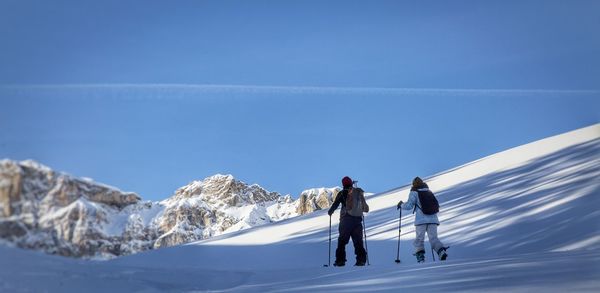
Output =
[
  {"x1": 1, "y1": 160, "x2": 141, "y2": 212},
  {"x1": 170, "y1": 174, "x2": 281, "y2": 207},
  {"x1": 17, "y1": 159, "x2": 54, "y2": 174},
  {"x1": 0, "y1": 159, "x2": 146, "y2": 257},
  {"x1": 0, "y1": 160, "x2": 336, "y2": 258},
  {"x1": 154, "y1": 174, "x2": 296, "y2": 248}
]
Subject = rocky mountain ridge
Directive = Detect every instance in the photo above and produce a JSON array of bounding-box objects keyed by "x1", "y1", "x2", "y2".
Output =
[{"x1": 0, "y1": 159, "x2": 340, "y2": 259}]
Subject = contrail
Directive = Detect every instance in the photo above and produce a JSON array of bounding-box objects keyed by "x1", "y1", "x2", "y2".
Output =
[{"x1": 1, "y1": 84, "x2": 598, "y2": 98}]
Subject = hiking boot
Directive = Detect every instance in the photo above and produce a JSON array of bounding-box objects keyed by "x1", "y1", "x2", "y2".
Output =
[
  {"x1": 414, "y1": 250, "x2": 425, "y2": 263},
  {"x1": 354, "y1": 261, "x2": 366, "y2": 266},
  {"x1": 437, "y1": 248, "x2": 448, "y2": 261},
  {"x1": 333, "y1": 260, "x2": 345, "y2": 267}
]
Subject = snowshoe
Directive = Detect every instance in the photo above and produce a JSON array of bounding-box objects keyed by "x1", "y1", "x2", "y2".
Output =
[
  {"x1": 354, "y1": 261, "x2": 366, "y2": 266},
  {"x1": 437, "y1": 247, "x2": 449, "y2": 261},
  {"x1": 414, "y1": 250, "x2": 425, "y2": 263},
  {"x1": 333, "y1": 260, "x2": 346, "y2": 267}
]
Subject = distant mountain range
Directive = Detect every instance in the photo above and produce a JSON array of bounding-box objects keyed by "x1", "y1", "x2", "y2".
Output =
[{"x1": 0, "y1": 159, "x2": 340, "y2": 259}]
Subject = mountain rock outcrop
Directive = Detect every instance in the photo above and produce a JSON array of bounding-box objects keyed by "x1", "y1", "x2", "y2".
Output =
[
  {"x1": 0, "y1": 159, "x2": 342, "y2": 259},
  {"x1": 295, "y1": 188, "x2": 339, "y2": 215},
  {"x1": 153, "y1": 174, "x2": 296, "y2": 248}
]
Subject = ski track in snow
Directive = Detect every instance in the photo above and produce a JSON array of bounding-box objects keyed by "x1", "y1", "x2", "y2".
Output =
[{"x1": 0, "y1": 124, "x2": 599, "y2": 292}]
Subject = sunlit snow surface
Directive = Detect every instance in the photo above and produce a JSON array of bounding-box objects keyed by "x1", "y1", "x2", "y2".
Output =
[{"x1": 1, "y1": 124, "x2": 598, "y2": 292}]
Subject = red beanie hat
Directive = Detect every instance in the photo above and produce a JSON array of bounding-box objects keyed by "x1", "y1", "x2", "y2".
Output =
[{"x1": 342, "y1": 176, "x2": 353, "y2": 188}]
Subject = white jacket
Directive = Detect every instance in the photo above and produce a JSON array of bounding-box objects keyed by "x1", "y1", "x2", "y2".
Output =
[{"x1": 401, "y1": 188, "x2": 440, "y2": 226}]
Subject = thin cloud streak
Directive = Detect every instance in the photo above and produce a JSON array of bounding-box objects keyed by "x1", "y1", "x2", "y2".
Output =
[{"x1": 1, "y1": 84, "x2": 599, "y2": 99}]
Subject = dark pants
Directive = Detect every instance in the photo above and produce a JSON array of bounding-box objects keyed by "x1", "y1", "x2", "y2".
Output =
[{"x1": 335, "y1": 216, "x2": 367, "y2": 264}]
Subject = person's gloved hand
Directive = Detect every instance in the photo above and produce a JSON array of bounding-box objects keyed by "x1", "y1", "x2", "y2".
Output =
[
  {"x1": 328, "y1": 209, "x2": 334, "y2": 216},
  {"x1": 396, "y1": 201, "x2": 404, "y2": 210}
]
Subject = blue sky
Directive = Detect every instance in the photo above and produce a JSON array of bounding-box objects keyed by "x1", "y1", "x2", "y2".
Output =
[{"x1": 1, "y1": 1, "x2": 599, "y2": 200}]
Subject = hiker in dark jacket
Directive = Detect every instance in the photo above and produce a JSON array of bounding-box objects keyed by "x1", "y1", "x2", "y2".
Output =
[
  {"x1": 397, "y1": 177, "x2": 448, "y2": 262},
  {"x1": 327, "y1": 176, "x2": 370, "y2": 266}
]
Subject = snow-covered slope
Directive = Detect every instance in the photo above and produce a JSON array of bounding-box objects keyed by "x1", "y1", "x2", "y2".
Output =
[
  {"x1": 0, "y1": 124, "x2": 598, "y2": 292},
  {"x1": 1, "y1": 245, "x2": 598, "y2": 292},
  {"x1": 118, "y1": 124, "x2": 599, "y2": 266}
]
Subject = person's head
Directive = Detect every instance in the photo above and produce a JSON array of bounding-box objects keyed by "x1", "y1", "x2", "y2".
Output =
[
  {"x1": 412, "y1": 176, "x2": 424, "y2": 188},
  {"x1": 342, "y1": 176, "x2": 353, "y2": 190}
]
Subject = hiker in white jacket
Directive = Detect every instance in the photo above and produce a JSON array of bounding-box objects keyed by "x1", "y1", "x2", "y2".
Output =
[{"x1": 397, "y1": 177, "x2": 448, "y2": 262}]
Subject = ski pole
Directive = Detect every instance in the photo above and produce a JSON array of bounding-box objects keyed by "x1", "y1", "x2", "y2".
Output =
[
  {"x1": 363, "y1": 215, "x2": 370, "y2": 265},
  {"x1": 328, "y1": 215, "x2": 332, "y2": 267},
  {"x1": 395, "y1": 209, "x2": 401, "y2": 263},
  {"x1": 324, "y1": 215, "x2": 331, "y2": 267}
]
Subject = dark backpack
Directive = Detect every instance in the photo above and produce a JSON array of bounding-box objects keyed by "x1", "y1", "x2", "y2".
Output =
[{"x1": 415, "y1": 190, "x2": 439, "y2": 215}]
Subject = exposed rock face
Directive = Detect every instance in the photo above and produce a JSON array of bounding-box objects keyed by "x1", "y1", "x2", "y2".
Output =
[
  {"x1": 0, "y1": 159, "x2": 145, "y2": 258},
  {"x1": 174, "y1": 174, "x2": 281, "y2": 205},
  {"x1": 0, "y1": 160, "x2": 342, "y2": 259},
  {"x1": 295, "y1": 188, "x2": 340, "y2": 215},
  {"x1": 154, "y1": 175, "x2": 293, "y2": 248}
]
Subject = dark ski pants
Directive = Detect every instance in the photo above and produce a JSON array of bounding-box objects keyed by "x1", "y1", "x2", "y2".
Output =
[{"x1": 335, "y1": 216, "x2": 367, "y2": 264}]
